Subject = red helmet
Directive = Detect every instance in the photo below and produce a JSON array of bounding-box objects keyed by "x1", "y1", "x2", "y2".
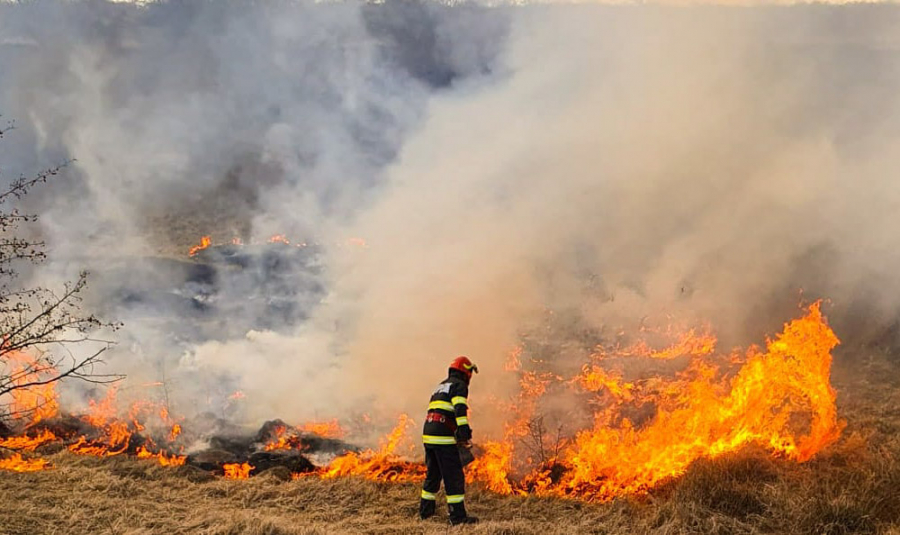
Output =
[{"x1": 449, "y1": 356, "x2": 479, "y2": 380}]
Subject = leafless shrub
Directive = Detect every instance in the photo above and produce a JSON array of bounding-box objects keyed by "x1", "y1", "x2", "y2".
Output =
[
  {"x1": 0, "y1": 119, "x2": 122, "y2": 424},
  {"x1": 521, "y1": 415, "x2": 566, "y2": 469}
]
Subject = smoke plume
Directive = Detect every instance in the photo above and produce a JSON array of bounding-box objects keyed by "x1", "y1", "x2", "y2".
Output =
[{"x1": 2, "y1": 1, "x2": 900, "y2": 436}]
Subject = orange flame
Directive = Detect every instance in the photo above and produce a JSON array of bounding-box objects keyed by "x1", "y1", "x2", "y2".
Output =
[
  {"x1": 504, "y1": 346, "x2": 523, "y2": 372},
  {"x1": 4, "y1": 350, "x2": 60, "y2": 425},
  {"x1": 68, "y1": 421, "x2": 131, "y2": 457},
  {"x1": 223, "y1": 462, "x2": 253, "y2": 479},
  {"x1": 136, "y1": 446, "x2": 186, "y2": 467},
  {"x1": 322, "y1": 414, "x2": 425, "y2": 483},
  {"x1": 83, "y1": 386, "x2": 119, "y2": 428},
  {"x1": 465, "y1": 370, "x2": 555, "y2": 493},
  {"x1": 575, "y1": 366, "x2": 635, "y2": 402},
  {"x1": 0, "y1": 429, "x2": 58, "y2": 451},
  {"x1": 67, "y1": 388, "x2": 132, "y2": 457},
  {"x1": 263, "y1": 424, "x2": 294, "y2": 452},
  {"x1": 466, "y1": 301, "x2": 842, "y2": 501},
  {"x1": 0, "y1": 302, "x2": 844, "y2": 501},
  {"x1": 298, "y1": 419, "x2": 344, "y2": 439},
  {"x1": 466, "y1": 441, "x2": 514, "y2": 494},
  {"x1": 2, "y1": 380, "x2": 187, "y2": 471},
  {"x1": 593, "y1": 325, "x2": 718, "y2": 361},
  {"x1": 268, "y1": 234, "x2": 290, "y2": 245},
  {"x1": 0, "y1": 453, "x2": 50, "y2": 472},
  {"x1": 308, "y1": 303, "x2": 842, "y2": 501},
  {"x1": 188, "y1": 235, "x2": 212, "y2": 257},
  {"x1": 264, "y1": 419, "x2": 347, "y2": 451}
]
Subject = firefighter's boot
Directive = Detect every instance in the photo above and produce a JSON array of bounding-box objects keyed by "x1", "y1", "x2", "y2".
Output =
[
  {"x1": 448, "y1": 502, "x2": 479, "y2": 525},
  {"x1": 419, "y1": 498, "x2": 436, "y2": 520}
]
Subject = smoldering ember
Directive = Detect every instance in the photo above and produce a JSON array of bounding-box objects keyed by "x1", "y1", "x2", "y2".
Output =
[{"x1": 2, "y1": 1, "x2": 900, "y2": 534}]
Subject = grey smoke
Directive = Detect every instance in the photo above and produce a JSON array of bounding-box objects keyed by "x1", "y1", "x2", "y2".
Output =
[{"x1": 2, "y1": 1, "x2": 900, "y2": 437}]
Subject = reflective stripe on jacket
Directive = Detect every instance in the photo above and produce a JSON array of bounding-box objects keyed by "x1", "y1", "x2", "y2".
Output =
[{"x1": 422, "y1": 369, "x2": 471, "y2": 445}]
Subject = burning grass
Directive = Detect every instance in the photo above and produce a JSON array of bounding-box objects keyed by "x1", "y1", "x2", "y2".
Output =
[
  {"x1": 0, "y1": 303, "x2": 849, "y2": 495},
  {"x1": 0, "y1": 351, "x2": 897, "y2": 534},
  {"x1": 0, "y1": 453, "x2": 49, "y2": 473},
  {"x1": 464, "y1": 301, "x2": 843, "y2": 501},
  {"x1": 0, "y1": 403, "x2": 899, "y2": 535},
  {"x1": 3, "y1": 304, "x2": 899, "y2": 533}
]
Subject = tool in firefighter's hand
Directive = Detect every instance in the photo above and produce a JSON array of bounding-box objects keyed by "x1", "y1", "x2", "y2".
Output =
[{"x1": 458, "y1": 441, "x2": 475, "y2": 467}]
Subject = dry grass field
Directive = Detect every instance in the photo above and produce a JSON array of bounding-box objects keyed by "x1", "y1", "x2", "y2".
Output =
[{"x1": 2, "y1": 352, "x2": 899, "y2": 535}]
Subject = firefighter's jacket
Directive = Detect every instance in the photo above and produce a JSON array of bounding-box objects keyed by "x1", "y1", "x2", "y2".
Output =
[{"x1": 422, "y1": 369, "x2": 472, "y2": 446}]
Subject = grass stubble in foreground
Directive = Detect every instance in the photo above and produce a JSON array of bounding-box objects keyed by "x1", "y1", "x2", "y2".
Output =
[{"x1": 1, "y1": 354, "x2": 900, "y2": 535}]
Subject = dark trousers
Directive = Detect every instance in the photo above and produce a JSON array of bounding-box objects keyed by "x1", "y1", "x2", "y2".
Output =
[{"x1": 419, "y1": 445, "x2": 468, "y2": 520}]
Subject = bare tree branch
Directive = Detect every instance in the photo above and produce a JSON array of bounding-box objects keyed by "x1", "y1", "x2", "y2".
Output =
[
  {"x1": 521, "y1": 414, "x2": 567, "y2": 471},
  {"x1": 0, "y1": 124, "x2": 122, "y2": 425}
]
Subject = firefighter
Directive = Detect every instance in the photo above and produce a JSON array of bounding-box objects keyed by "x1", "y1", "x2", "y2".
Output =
[{"x1": 419, "y1": 356, "x2": 479, "y2": 525}]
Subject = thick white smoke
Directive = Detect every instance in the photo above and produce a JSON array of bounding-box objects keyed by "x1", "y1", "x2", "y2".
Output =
[
  {"x1": 3, "y1": 1, "x2": 900, "y2": 436},
  {"x1": 329, "y1": 5, "x2": 900, "y2": 428}
]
